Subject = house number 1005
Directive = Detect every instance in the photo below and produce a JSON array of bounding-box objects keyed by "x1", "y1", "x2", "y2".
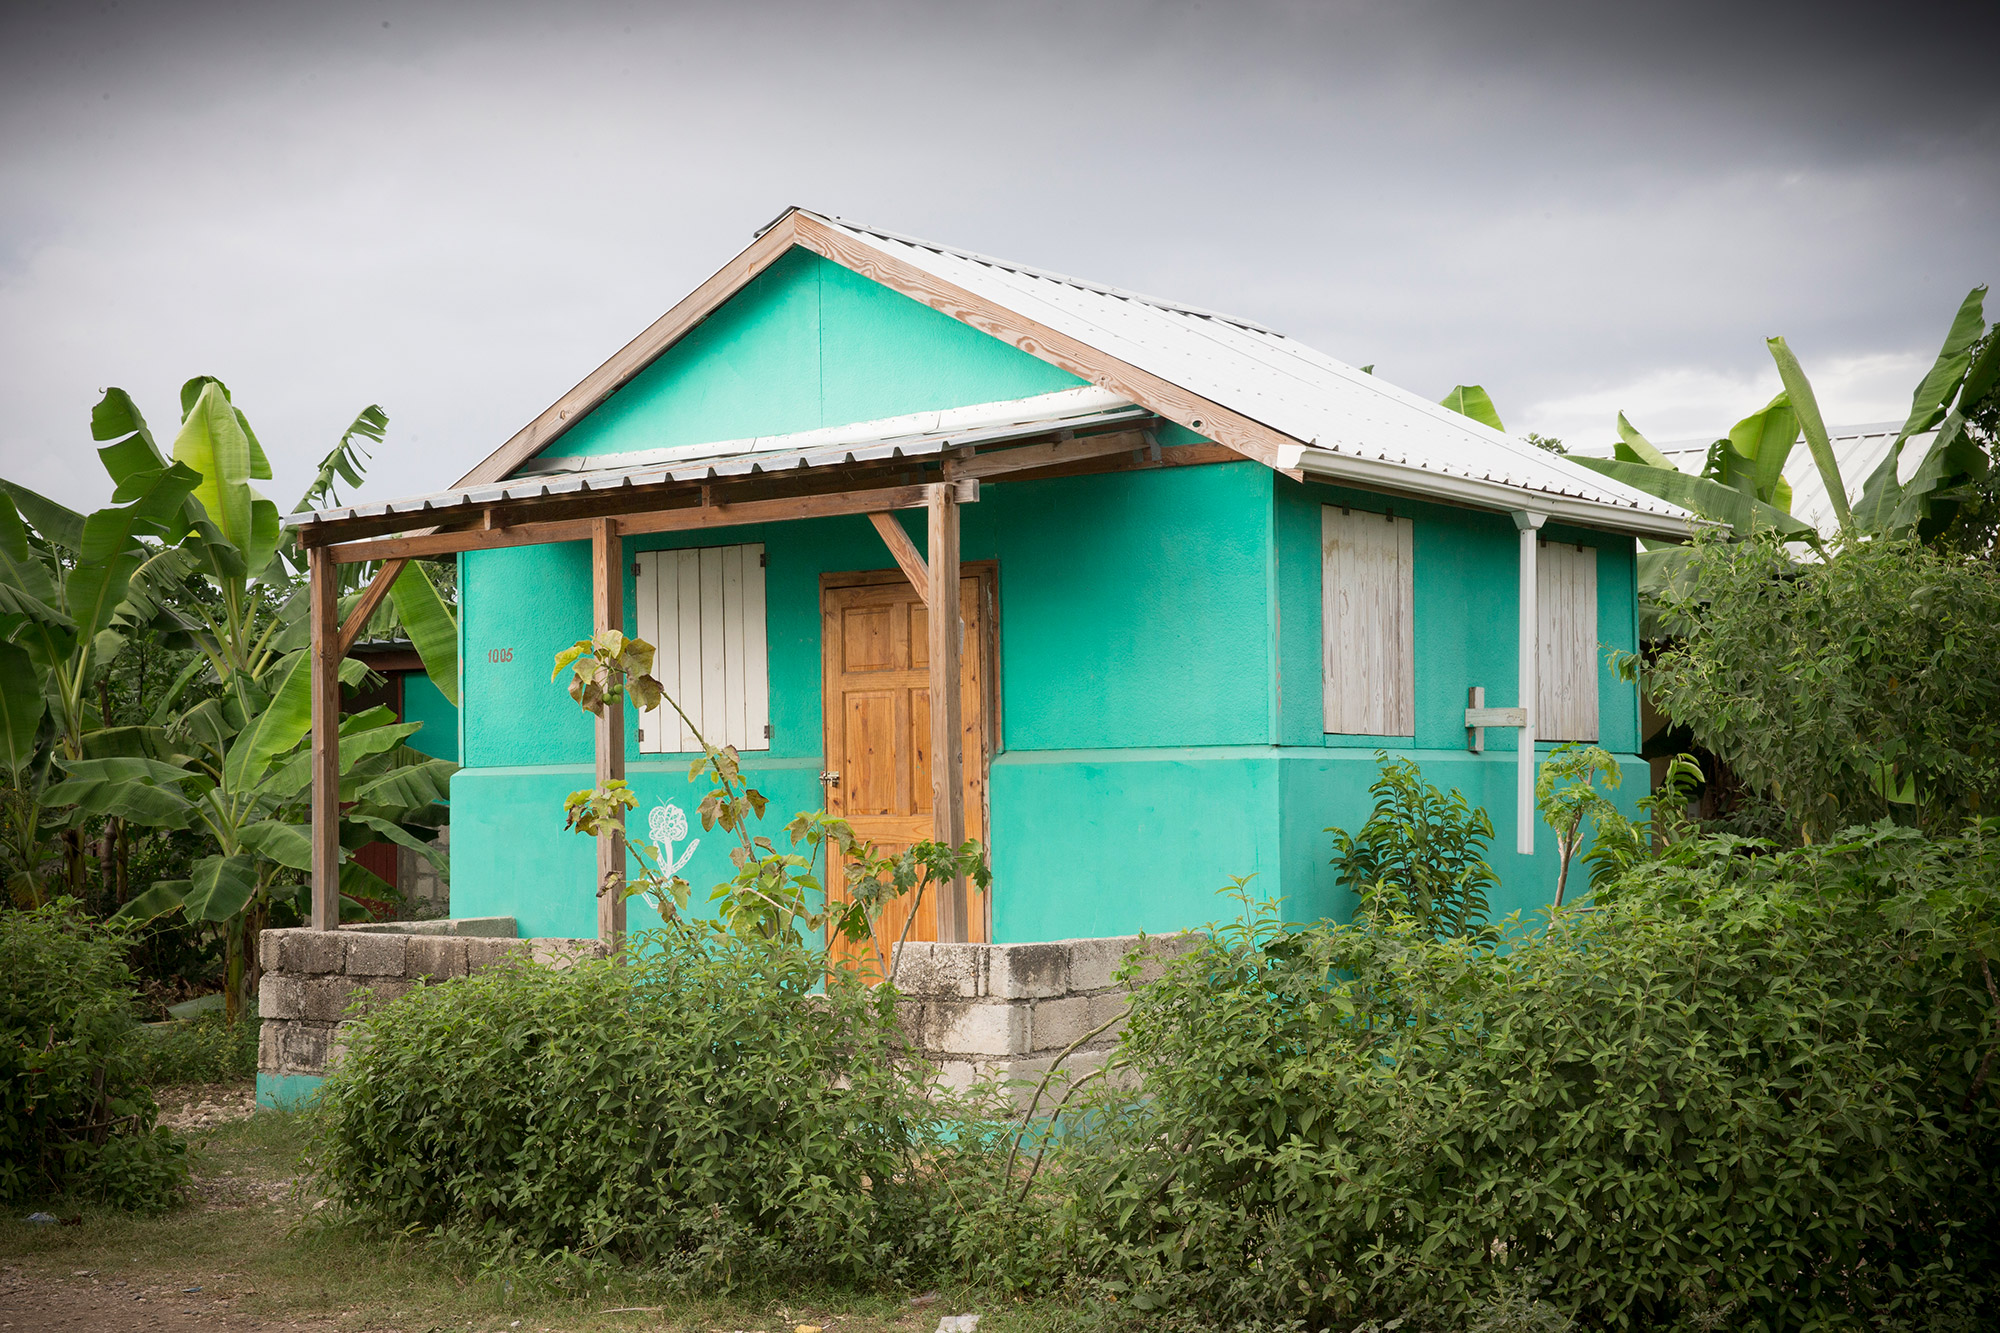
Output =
[{"x1": 486, "y1": 648, "x2": 514, "y2": 663}]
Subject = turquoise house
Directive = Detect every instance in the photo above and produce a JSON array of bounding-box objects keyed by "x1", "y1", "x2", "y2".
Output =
[{"x1": 289, "y1": 208, "x2": 1695, "y2": 950}]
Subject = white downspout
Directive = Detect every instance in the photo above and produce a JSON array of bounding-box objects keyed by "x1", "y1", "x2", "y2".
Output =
[{"x1": 1513, "y1": 511, "x2": 1546, "y2": 855}]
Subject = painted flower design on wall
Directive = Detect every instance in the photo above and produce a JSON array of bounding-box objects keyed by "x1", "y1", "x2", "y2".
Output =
[{"x1": 648, "y1": 801, "x2": 699, "y2": 877}]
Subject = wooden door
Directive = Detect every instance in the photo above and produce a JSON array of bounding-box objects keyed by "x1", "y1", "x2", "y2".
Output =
[{"x1": 822, "y1": 568, "x2": 994, "y2": 974}]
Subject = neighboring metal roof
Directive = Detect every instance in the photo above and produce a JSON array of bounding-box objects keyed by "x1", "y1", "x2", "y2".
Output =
[
  {"x1": 286, "y1": 387, "x2": 1151, "y2": 528},
  {"x1": 1574, "y1": 421, "x2": 1932, "y2": 538},
  {"x1": 808, "y1": 211, "x2": 1697, "y2": 535}
]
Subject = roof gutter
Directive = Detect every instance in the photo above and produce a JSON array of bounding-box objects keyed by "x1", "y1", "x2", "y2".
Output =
[{"x1": 1291, "y1": 446, "x2": 1705, "y2": 542}]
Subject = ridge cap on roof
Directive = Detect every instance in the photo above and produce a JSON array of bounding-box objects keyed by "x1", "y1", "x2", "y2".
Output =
[{"x1": 799, "y1": 208, "x2": 1284, "y2": 336}]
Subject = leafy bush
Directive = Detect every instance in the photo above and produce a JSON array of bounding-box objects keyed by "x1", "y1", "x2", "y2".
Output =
[
  {"x1": 0, "y1": 902, "x2": 188, "y2": 1211},
  {"x1": 1651, "y1": 534, "x2": 2000, "y2": 839},
  {"x1": 1330, "y1": 753, "x2": 1498, "y2": 937},
  {"x1": 312, "y1": 929, "x2": 972, "y2": 1286},
  {"x1": 1047, "y1": 827, "x2": 2000, "y2": 1330},
  {"x1": 133, "y1": 1009, "x2": 260, "y2": 1085}
]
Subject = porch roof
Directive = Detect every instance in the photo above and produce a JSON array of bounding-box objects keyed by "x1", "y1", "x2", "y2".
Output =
[{"x1": 283, "y1": 386, "x2": 1147, "y2": 530}]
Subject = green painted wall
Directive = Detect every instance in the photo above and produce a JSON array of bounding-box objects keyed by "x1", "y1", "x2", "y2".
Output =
[
  {"x1": 537, "y1": 247, "x2": 1086, "y2": 463},
  {"x1": 402, "y1": 673, "x2": 458, "y2": 763},
  {"x1": 453, "y1": 462, "x2": 1279, "y2": 941},
  {"x1": 255, "y1": 1071, "x2": 322, "y2": 1111},
  {"x1": 447, "y1": 242, "x2": 1649, "y2": 943}
]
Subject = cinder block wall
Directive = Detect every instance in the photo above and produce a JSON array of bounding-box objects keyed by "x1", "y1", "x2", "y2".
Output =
[{"x1": 257, "y1": 925, "x2": 1200, "y2": 1098}]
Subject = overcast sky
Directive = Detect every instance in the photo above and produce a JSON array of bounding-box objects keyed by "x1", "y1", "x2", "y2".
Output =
[{"x1": 3, "y1": 0, "x2": 1995, "y2": 513}]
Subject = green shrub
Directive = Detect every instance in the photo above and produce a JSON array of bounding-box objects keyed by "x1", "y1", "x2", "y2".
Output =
[
  {"x1": 1048, "y1": 825, "x2": 2000, "y2": 1330},
  {"x1": 1651, "y1": 534, "x2": 2000, "y2": 839},
  {"x1": 1330, "y1": 753, "x2": 1499, "y2": 937},
  {"x1": 312, "y1": 929, "x2": 973, "y2": 1287},
  {"x1": 0, "y1": 902, "x2": 188, "y2": 1212},
  {"x1": 133, "y1": 1009, "x2": 260, "y2": 1085}
]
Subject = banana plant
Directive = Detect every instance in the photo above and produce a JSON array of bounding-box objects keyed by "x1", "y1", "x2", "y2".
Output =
[
  {"x1": 0, "y1": 459, "x2": 207, "y2": 896},
  {"x1": 79, "y1": 379, "x2": 458, "y2": 1015},
  {"x1": 100, "y1": 652, "x2": 452, "y2": 1016},
  {"x1": 1572, "y1": 285, "x2": 1994, "y2": 549},
  {"x1": 0, "y1": 377, "x2": 459, "y2": 1014}
]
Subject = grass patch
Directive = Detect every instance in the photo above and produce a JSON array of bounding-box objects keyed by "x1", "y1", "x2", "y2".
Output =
[
  {"x1": 0, "y1": 1110, "x2": 1115, "y2": 1333},
  {"x1": 131, "y1": 1012, "x2": 260, "y2": 1085}
]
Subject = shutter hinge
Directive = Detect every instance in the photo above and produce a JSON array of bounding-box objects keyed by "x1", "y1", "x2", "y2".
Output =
[
  {"x1": 763, "y1": 723, "x2": 772, "y2": 739},
  {"x1": 631, "y1": 561, "x2": 640, "y2": 576},
  {"x1": 759, "y1": 551, "x2": 767, "y2": 568}
]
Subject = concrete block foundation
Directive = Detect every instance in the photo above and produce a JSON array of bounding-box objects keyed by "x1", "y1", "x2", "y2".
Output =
[{"x1": 256, "y1": 922, "x2": 1199, "y2": 1110}]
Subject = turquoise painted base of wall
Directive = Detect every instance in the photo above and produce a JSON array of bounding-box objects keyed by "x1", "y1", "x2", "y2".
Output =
[
  {"x1": 255, "y1": 1071, "x2": 323, "y2": 1111},
  {"x1": 451, "y1": 745, "x2": 1645, "y2": 946}
]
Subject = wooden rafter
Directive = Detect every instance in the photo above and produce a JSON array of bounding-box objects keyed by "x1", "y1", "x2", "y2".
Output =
[
  {"x1": 322, "y1": 479, "x2": 979, "y2": 565},
  {"x1": 336, "y1": 558, "x2": 407, "y2": 655},
  {"x1": 866, "y1": 512, "x2": 929, "y2": 603},
  {"x1": 440, "y1": 206, "x2": 1298, "y2": 504},
  {"x1": 452, "y1": 213, "x2": 803, "y2": 489},
  {"x1": 789, "y1": 213, "x2": 1291, "y2": 470}
]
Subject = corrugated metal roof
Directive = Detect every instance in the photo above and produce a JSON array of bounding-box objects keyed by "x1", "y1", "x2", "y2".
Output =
[
  {"x1": 1576, "y1": 421, "x2": 1931, "y2": 538},
  {"x1": 286, "y1": 387, "x2": 1150, "y2": 527},
  {"x1": 810, "y1": 212, "x2": 1695, "y2": 531},
  {"x1": 292, "y1": 207, "x2": 1697, "y2": 537}
]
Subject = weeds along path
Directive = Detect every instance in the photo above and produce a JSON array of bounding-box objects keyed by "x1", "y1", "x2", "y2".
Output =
[{"x1": 0, "y1": 1087, "x2": 1032, "y2": 1333}]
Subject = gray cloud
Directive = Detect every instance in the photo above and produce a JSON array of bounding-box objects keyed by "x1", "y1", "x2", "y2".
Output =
[{"x1": 2, "y1": 0, "x2": 1994, "y2": 510}]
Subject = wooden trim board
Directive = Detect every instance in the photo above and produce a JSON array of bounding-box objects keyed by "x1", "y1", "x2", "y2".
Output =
[
  {"x1": 325, "y1": 479, "x2": 979, "y2": 564},
  {"x1": 452, "y1": 213, "x2": 803, "y2": 488}
]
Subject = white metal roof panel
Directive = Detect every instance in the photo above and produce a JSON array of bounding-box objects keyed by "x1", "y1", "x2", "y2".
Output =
[
  {"x1": 809, "y1": 212, "x2": 1694, "y2": 532},
  {"x1": 287, "y1": 389, "x2": 1151, "y2": 528}
]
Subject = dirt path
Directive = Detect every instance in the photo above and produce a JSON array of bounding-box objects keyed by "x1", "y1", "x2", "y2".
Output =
[{"x1": 0, "y1": 1268, "x2": 343, "y2": 1332}]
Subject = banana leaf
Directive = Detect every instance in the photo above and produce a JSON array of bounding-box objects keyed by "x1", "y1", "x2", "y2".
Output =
[
  {"x1": 1613, "y1": 413, "x2": 1674, "y2": 469},
  {"x1": 115, "y1": 878, "x2": 190, "y2": 923},
  {"x1": 0, "y1": 480, "x2": 84, "y2": 554},
  {"x1": 388, "y1": 560, "x2": 460, "y2": 706},
  {"x1": 238, "y1": 819, "x2": 313, "y2": 872},
  {"x1": 172, "y1": 382, "x2": 281, "y2": 583},
  {"x1": 344, "y1": 812, "x2": 449, "y2": 875},
  {"x1": 1439, "y1": 385, "x2": 1505, "y2": 432},
  {"x1": 44, "y1": 756, "x2": 200, "y2": 827},
  {"x1": 0, "y1": 641, "x2": 45, "y2": 780},
  {"x1": 181, "y1": 853, "x2": 258, "y2": 923},
  {"x1": 1765, "y1": 336, "x2": 1851, "y2": 530},
  {"x1": 1569, "y1": 456, "x2": 1813, "y2": 538}
]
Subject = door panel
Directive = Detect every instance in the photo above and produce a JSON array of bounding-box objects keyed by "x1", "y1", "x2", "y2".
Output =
[{"x1": 823, "y1": 569, "x2": 994, "y2": 975}]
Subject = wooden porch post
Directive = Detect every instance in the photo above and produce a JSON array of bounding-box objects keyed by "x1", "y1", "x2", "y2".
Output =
[
  {"x1": 308, "y1": 545, "x2": 341, "y2": 931},
  {"x1": 926, "y1": 484, "x2": 967, "y2": 941},
  {"x1": 593, "y1": 518, "x2": 627, "y2": 945}
]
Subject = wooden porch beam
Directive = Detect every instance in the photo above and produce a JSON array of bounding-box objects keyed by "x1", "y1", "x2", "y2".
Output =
[
  {"x1": 593, "y1": 517, "x2": 627, "y2": 947},
  {"x1": 308, "y1": 546, "x2": 341, "y2": 931},
  {"x1": 867, "y1": 512, "x2": 929, "y2": 604},
  {"x1": 336, "y1": 558, "x2": 407, "y2": 656},
  {"x1": 323, "y1": 479, "x2": 979, "y2": 564},
  {"x1": 948, "y1": 429, "x2": 1148, "y2": 480},
  {"x1": 927, "y1": 482, "x2": 968, "y2": 942}
]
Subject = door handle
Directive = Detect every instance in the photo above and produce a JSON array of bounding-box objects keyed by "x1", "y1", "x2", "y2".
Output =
[{"x1": 818, "y1": 771, "x2": 841, "y2": 786}]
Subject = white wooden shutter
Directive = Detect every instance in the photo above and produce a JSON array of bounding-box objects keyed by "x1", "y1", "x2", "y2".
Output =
[
  {"x1": 1322, "y1": 506, "x2": 1415, "y2": 735},
  {"x1": 1536, "y1": 540, "x2": 1599, "y2": 742},
  {"x1": 634, "y1": 544, "x2": 769, "y2": 753}
]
